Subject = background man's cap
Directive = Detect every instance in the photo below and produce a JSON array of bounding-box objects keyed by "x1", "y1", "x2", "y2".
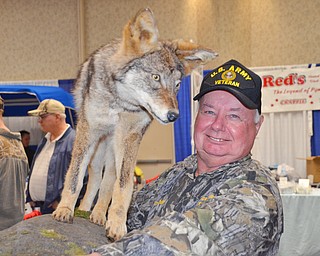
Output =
[
  {"x1": 193, "y1": 59, "x2": 262, "y2": 114},
  {"x1": 28, "y1": 99, "x2": 65, "y2": 116}
]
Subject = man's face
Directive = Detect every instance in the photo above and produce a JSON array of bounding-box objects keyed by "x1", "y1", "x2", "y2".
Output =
[
  {"x1": 38, "y1": 113, "x2": 57, "y2": 133},
  {"x1": 194, "y1": 90, "x2": 263, "y2": 172},
  {"x1": 21, "y1": 134, "x2": 30, "y2": 147}
]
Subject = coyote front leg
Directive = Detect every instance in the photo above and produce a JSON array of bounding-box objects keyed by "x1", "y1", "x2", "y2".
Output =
[
  {"x1": 105, "y1": 132, "x2": 141, "y2": 241},
  {"x1": 88, "y1": 148, "x2": 117, "y2": 226},
  {"x1": 52, "y1": 123, "x2": 96, "y2": 223},
  {"x1": 78, "y1": 137, "x2": 111, "y2": 213}
]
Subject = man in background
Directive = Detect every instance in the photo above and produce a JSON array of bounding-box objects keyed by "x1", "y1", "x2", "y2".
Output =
[
  {"x1": 19, "y1": 130, "x2": 35, "y2": 168},
  {"x1": 0, "y1": 96, "x2": 29, "y2": 230},
  {"x1": 25, "y1": 99, "x2": 76, "y2": 214}
]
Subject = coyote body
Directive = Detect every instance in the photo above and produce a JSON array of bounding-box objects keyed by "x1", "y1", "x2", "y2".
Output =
[{"x1": 53, "y1": 8, "x2": 217, "y2": 241}]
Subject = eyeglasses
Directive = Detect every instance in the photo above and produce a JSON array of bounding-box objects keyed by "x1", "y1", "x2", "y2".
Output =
[{"x1": 38, "y1": 113, "x2": 51, "y2": 120}]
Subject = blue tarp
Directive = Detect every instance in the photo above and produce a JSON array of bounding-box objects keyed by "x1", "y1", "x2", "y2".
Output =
[
  {"x1": 174, "y1": 76, "x2": 192, "y2": 162},
  {"x1": 311, "y1": 110, "x2": 320, "y2": 156},
  {"x1": 0, "y1": 85, "x2": 76, "y2": 127}
]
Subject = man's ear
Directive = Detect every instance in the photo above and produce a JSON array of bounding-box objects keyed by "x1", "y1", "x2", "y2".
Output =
[{"x1": 255, "y1": 114, "x2": 264, "y2": 135}]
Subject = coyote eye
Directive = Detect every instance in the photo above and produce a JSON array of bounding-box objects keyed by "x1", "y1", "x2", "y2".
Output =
[
  {"x1": 176, "y1": 81, "x2": 181, "y2": 88},
  {"x1": 152, "y1": 74, "x2": 160, "y2": 81}
]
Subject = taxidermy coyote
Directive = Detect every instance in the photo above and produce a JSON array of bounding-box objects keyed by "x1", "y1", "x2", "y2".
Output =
[{"x1": 52, "y1": 8, "x2": 217, "y2": 241}]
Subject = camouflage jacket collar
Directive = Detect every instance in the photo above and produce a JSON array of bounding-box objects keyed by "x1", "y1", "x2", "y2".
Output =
[{"x1": 185, "y1": 153, "x2": 253, "y2": 179}]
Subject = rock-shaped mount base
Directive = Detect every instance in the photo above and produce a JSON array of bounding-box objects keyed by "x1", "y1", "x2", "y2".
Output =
[{"x1": 0, "y1": 214, "x2": 109, "y2": 255}]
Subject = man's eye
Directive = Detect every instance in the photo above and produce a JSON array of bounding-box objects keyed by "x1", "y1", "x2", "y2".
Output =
[
  {"x1": 202, "y1": 110, "x2": 216, "y2": 116},
  {"x1": 227, "y1": 114, "x2": 241, "y2": 121}
]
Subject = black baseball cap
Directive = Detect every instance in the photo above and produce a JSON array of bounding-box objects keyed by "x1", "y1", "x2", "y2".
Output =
[{"x1": 193, "y1": 59, "x2": 262, "y2": 114}]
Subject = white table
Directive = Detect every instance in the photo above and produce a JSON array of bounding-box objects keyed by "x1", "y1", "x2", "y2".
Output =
[{"x1": 279, "y1": 193, "x2": 320, "y2": 256}]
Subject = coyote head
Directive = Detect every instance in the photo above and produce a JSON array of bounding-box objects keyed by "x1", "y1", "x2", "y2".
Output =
[{"x1": 114, "y1": 8, "x2": 218, "y2": 124}]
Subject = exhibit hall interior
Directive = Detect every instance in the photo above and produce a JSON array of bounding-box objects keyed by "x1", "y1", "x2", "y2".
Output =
[{"x1": 0, "y1": 1, "x2": 319, "y2": 255}]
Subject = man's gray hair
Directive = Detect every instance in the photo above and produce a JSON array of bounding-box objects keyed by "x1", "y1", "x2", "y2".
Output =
[
  {"x1": 254, "y1": 109, "x2": 261, "y2": 124},
  {"x1": 58, "y1": 113, "x2": 67, "y2": 119}
]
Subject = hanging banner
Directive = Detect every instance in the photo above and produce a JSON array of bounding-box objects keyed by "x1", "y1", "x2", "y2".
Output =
[{"x1": 252, "y1": 64, "x2": 320, "y2": 113}]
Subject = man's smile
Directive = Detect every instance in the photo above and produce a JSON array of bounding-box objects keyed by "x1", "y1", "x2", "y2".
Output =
[{"x1": 207, "y1": 135, "x2": 228, "y2": 142}]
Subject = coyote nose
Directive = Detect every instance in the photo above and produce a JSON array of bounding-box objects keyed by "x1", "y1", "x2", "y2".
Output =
[{"x1": 167, "y1": 111, "x2": 179, "y2": 122}]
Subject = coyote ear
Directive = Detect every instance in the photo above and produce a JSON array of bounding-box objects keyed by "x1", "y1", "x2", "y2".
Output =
[
  {"x1": 173, "y1": 39, "x2": 218, "y2": 75},
  {"x1": 122, "y1": 8, "x2": 160, "y2": 56}
]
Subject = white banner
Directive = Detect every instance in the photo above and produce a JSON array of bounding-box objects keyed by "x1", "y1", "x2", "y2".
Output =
[{"x1": 252, "y1": 64, "x2": 320, "y2": 113}]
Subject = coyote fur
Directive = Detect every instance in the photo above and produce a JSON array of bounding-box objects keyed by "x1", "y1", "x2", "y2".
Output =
[{"x1": 52, "y1": 8, "x2": 217, "y2": 241}]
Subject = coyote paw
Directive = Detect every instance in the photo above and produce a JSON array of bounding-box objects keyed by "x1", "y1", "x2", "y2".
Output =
[
  {"x1": 52, "y1": 207, "x2": 74, "y2": 223},
  {"x1": 105, "y1": 219, "x2": 127, "y2": 242},
  {"x1": 90, "y1": 209, "x2": 107, "y2": 226}
]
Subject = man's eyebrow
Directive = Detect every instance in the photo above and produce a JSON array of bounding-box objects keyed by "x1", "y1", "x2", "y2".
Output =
[
  {"x1": 202, "y1": 102, "x2": 214, "y2": 108},
  {"x1": 201, "y1": 104, "x2": 243, "y2": 112},
  {"x1": 229, "y1": 107, "x2": 242, "y2": 111}
]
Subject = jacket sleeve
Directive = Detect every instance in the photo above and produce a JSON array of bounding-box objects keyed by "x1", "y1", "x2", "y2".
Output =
[{"x1": 92, "y1": 183, "x2": 281, "y2": 256}]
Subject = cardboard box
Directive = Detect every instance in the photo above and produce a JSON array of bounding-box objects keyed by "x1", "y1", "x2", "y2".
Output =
[{"x1": 306, "y1": 156, "x2": 320, "y2": 183}]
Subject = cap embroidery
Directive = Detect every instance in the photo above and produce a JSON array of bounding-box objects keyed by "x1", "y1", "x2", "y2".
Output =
[
  {"x1": 216, "y1": 70, "x2": 240, "y2": 87},
  {"x1": 229, "y1": 65, "x2": 252, "y2": 81},
  {"x1": 222, "y1": 70, "x2": 236, "y2": 81}
]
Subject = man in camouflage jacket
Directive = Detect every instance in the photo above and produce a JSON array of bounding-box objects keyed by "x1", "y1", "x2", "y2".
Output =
[{"x1": 92, "y1": 60, "x2": 283, "y2": 255}]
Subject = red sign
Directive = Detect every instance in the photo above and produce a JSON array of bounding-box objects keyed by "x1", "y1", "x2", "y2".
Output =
[{"x1": 252, "y1": 64, "x2": 320, "y2": 113}]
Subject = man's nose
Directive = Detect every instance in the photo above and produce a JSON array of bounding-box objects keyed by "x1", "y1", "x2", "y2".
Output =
[{"x1": 210, "y1": 113, "x2": 226, "y2": 131}]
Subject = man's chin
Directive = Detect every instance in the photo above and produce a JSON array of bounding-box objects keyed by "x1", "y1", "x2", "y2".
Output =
[{"x1": 197, "y1": 150, "x2": 230, "y2": 165}]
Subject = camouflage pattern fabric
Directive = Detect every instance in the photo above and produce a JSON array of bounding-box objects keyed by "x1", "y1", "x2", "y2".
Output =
[{"x1": 93, "y1": 154, "x2": 283, "y2": 255}]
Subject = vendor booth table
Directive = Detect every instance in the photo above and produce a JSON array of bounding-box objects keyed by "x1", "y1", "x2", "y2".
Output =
[{"x1": 279, "y1": 193, "x2": 320, "y2": 256}]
